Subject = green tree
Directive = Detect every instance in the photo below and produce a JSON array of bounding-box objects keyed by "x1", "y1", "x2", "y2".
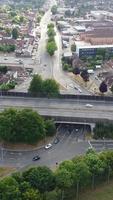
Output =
[
  {"x1": 56, "y1": 167, "x2": 73, "y2": 200},
  {"x1": 0, "y1": 177, "x2": 21, "y2": 200},
  {"x1": 28, "y1": 74, "x2": 43, "y2": 96},
  {"x1": 5, "y1": 27, "x2": 11, "y2": 36},
  {"x1": 47, "y1": 28, "x2": 56, "y2": 38},
  {"x1": 73, "y1": 161, "x2": 90, "y2": 200},
  {"x1": 85, "y1": 151, "x2": 106, "y2": 189},
  {"x1": 47, "y1": 23, "x2": 54, "y2": 29},
  {"x1": 45, "y1": 119, "x2": 56, "y2": 136},
  {"x1": 99, "y1": 81, "x2": 107, "y2": 94},
  {"x1": 71, "y1": 44, "x2": 76, "y2": 52},
  {"x1": 22, "y1": 188, "x2": 42, "y2": 200},
  {"x1": 51, "y1": 5, "x2": 57, "y2": 15},
  {"x1": 12, "y1": 28, "x2": 19, "y2": 39},
  {"x1": 99, "y1": 151, "x2": 113, "y2": 183},
  {"x1": 46, "y1": 41, "x2": 57, "y2": 56},
  {"x1": 42, "y1": 79, "x2": 59, "y2": 97},
  {"x1": 23, "y1": 166, "x2": 56, "y2": 193},
  {"x1": 0, "y1": 108, "x2": 45, "y2": 144}
]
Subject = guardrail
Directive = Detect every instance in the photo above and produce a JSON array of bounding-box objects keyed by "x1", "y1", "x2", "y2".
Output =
[{"x1": 0, "y1": 91, "x2": 113, "y2": 101}]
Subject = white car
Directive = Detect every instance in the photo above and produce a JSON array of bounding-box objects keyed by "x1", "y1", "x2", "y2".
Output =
[
  {"x1": 85, "y1": 104, "x2": 93, "y2": 108},
  {"x1": 45, "y1": 143, "x2": 52, "y2": 149}
]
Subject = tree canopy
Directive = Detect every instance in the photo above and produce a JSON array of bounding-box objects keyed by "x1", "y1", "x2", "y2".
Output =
[
  {"x1": 1, "y1": 150, "x2": 113, "y2": 200},
  {"x1": 28, "y1": 75, "x2": 60, "y2": 97},
  {"x1": 51, "y1": 5, "x2": 57, "y2": 15},
  {"x1": 99, "y1": 81, "x2": 108, "y2": 94},
  {"x1": 0, "y1": 108, "x2": 45, "y2": 144}
]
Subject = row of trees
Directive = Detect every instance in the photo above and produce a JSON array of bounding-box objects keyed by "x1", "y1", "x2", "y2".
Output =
[
  {"x1": 1, "y1": 150, "x2": 113, "y2": 200},
  {"x1": 93, "y1": 122, "x2": 113, "y2": 139},
  {"x1": 0, "y1": 108, "x2": 56, "y2": 144},
  {"x1": 46, "y1": 23, "x2": 57, "y2": 56},
  {"x1": 28, "y1": 74, "x2": 59, "y2": 97}
]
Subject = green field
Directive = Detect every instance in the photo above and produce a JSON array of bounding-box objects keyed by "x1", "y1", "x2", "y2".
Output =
[{"x1": 79, "y1": 181, "x2": 113, "y2": 200}]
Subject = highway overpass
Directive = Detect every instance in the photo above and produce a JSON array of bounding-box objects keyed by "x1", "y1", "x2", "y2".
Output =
[{"x1": 0, "y1": 97, "x2": 113, "y2": 123}]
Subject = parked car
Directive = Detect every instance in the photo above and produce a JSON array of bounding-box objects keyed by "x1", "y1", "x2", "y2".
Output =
[
  {"x1": 32, "y1": 155, "x2": 40, "y2": 161},
  {"x1": 45, "y1": 143, "x2": 52, "y2": 149}
]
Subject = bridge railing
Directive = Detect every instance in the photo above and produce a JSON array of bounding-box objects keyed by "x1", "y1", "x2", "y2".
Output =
[{"x1": 0, "y1": 91, "x2": 113, "y2": 101}]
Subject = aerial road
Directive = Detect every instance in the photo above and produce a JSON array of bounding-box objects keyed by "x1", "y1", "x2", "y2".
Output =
[{"x1": 0, "y1": 97, "x2": 113, "y2": 122}]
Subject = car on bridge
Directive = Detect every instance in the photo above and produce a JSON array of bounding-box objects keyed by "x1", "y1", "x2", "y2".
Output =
[{"x1": 85, "y1": 104, "x2": 93, "y2": 108}]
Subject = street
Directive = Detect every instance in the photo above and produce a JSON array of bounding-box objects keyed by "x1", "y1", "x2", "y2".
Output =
[
  {"x1": 0, "y1": 97, "x2": 113, "y2": 121},
  {"x1": 0, "y1": 124, "x2": 90, "y2": 168},
  {"x1": 13, "y1": 2, "x2": 91, "y2": 95}
]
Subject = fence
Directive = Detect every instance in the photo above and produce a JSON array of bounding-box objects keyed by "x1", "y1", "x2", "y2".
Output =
[{"x1": 0, "y1": 91, "x2": 113, "y2": 101}]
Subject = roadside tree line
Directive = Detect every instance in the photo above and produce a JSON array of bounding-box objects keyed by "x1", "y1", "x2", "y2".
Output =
[
  {"x1": 1, "y1": 150, "x2": 113, "y2": 200},
  {"x1": 46, "y1": 23, "x2": 57, "y2": 56},
  {"x1": 0, "y1": 108, "x2": 56, "y2": 144}
]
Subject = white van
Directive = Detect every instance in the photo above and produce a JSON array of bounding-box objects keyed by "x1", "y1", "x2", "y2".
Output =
[{"x1": 88, "y1": 69, "x2": 94, "y2": 74}]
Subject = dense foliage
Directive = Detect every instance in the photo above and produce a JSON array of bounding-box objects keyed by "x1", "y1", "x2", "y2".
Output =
[
  {"x1": 0, "y1": 108, "x2": 56, "y2": 144},
  {"x1": 93, "y1": 122, "x2": 113, "y2": 139},
  {"x1": 28, "y1": 74, "x2": 59, "y2": 97},
  {"x1": 1, "y1": 150, "x2": 113, "y2": 200}
]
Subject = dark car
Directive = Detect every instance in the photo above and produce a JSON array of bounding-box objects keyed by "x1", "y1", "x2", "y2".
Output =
[
  {"x1": 32, "y1": 155, "x2": 40, "y2": 161},
  {"x1": 54, "y1": 138, "x2": 59, "y2": 144}
]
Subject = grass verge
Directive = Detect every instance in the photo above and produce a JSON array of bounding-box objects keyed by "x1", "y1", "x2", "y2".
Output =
[
  {"x1": 79, "y1": 180, "x2": 113, "y2": 200},
  {"x1": 0, "y1": 167, "x2": 16, "y2": 179}
]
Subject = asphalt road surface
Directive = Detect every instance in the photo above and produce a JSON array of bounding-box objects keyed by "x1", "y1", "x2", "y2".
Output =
[
  {"x1": 0, "y1": 125, "x2": 90, "y2": 168},
  {"x1": 0, "y1": 97, "x2": 113, "y2": 121},
  {"x1": 90, "y1": 140, "x2": 113, "y2": 152}
]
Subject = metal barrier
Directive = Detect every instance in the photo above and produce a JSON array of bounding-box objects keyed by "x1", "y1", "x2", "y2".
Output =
[{"x1": 0, "y1": 91, "x2": 113, "y2": 101}]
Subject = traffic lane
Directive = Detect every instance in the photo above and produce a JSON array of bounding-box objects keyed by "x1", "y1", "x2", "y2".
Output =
[
  {"x1": 0, "y1": 104, "x2": 113, "y2": 120},
  {"x1": 54, "y1": 26, "x2": 90, "y2": 95},
  {"x1": 29, "y1": 141, "x2": 89, "y2": 168},
  {"x1": 0, "y1": 141, "x2": 90, "y2": 168},
  {"x1": 0, "y1": 97, "x2": 113, "y2": 108}
]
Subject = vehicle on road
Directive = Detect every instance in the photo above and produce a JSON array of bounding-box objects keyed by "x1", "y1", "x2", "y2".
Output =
[
  {"x1": 78, "y1": 88, "x2": 82, "y2": 93},
  {"x1": 32, "y1": 155, "x2": 40, "y2": 161},
  {"x1": 54, "y1": 138, "x2": 59, "y2": 144},
  {"x1": 45, "y1": 143, "x2": 52, "y2": 149},
  {"x1": 74, "y1": 86, "x2": 78, "y2": 90},
  {"x1": 85, "y1": 104, "x2": 93, "y2": 108}
]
